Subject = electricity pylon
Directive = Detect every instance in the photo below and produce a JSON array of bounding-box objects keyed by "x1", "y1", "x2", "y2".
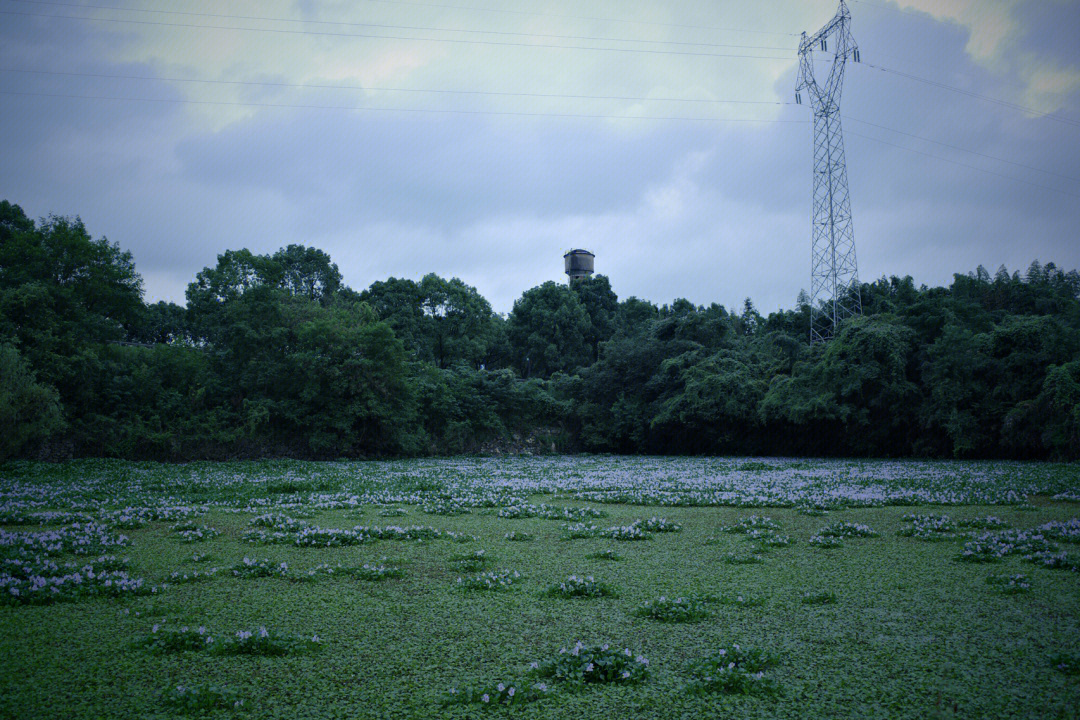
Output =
[{"x1": 796, "y1": 0, "x2": 861, "y2": 344}]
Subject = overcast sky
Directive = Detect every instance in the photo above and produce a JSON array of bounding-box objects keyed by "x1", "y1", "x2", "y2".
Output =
[{"x1": 2, "y1": 0, "x2": 1079, "y2": 314}]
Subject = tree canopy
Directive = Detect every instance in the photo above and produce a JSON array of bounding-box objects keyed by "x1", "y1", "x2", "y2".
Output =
[{"x1": 3, "y1": 198, "x2": 1078, "y2": 461}]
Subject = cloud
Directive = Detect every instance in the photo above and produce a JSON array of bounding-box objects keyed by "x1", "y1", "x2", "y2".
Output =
[{"x1": 0, "y1": 0, "x2": 1078, "y2": 319}]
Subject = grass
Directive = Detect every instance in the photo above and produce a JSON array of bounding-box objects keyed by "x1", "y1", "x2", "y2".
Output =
[{"x1": 1, "y1": 456, "x2": 1079, "y2": 719}]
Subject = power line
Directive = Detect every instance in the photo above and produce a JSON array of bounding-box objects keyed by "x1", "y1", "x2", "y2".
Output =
[
  {"x1": 859, "y1": 61, "x2": 1080, "y2": 127},
  {"x1": 847, "y1": 130, "x2": 1080, "y2": 198},
  {"x1": 0, "y1": 67, "x2": 797, "y2": 106},
  {"x1": 0, "y1": 88, "x2": 810, "y2": 123},
  {"x1": 353, "y1": 0, "x2": 800, "y2": 35},
  {"x1": 3, "y1": 0, "x2": 798, "y2": 51},
  {"x1": 0, "y1": 9, "x2": 798, "y2": 60},
  {"x1": 844, "y1": 115, "x2": 1080, "y2": 184}
]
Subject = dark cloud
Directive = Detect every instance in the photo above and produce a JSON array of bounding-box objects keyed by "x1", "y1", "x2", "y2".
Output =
[{"x1": 0, "y1": 1, "x2": 1078, "y2": 315}]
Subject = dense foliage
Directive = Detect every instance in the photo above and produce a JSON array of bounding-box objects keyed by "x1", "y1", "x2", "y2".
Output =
[{"x1": 2, "y1": 199, "x2": 1079, "y2": 460}]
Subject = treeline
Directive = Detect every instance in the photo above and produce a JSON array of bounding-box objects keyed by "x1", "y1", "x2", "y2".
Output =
[{"x1": 2, "y1": 199, "x2": 1079, "y2": 461}]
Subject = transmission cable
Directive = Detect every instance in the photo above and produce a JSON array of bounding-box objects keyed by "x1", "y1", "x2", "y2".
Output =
[
  {"x1": 847, "y1": 130, "x2": 1080, "y2": 198},
  {"x1": 2, "y1": 0, "x2": 798, "y2": 51},
  {"x1": 0, "y1": 67, "x2": 797, "y2": 106},
  {"x1": 843, "y1": 115, "x2": 1080, "y2": 184},
  {"x1": 858, "y1": 60, "x2": 1080, "y2": 128},
  {"x1": 0, "y1": 9, "x2": 798, "y2": 60},
  {"x1": 0, "y1": 88, "x2": 811, "y2": 123}
]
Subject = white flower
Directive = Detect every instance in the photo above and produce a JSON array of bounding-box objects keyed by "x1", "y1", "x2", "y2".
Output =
[
  {"x1": 497, "y1": 683, "x2": 505, "y2": 692},
  {"x1": 481, "y1": 694, "x2": 490, "y2": 703},
  {"x1": 507, "y1": 687, "x2": 515, "y2": 697}
]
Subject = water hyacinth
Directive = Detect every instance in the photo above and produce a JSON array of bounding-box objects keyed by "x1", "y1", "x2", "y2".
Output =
[
  {"x1": 959, "y1": 529, "x2": 1059, "y2": 562},
  {"x1": 504, "y1": 531, "x2": 534, "y2": 542},
  {"x1": 160, "y1": 683, "x2": 244, "y2": 712},
  {"x1": 215, "y1": 626, "x2": 322, "y2": 656},
  {"x1": 899, "y1": 514, "x2": 959, "y2": 541},
  {"x1": 985, "y1": 574, "x2": 1031, "y2": 594},
  {"x1": 817, "y1": 521, "x2": 879, "y2": 539},
  {"x1": 633, "y1": 595, "x2": 714, "y2": 622},
  {"x1": 721, "y1": 516, "x2": 781, "y2": 534},
  {"x1": 498, "y1": 504, "x2": 606, "y2": 521},
  {"x1": 1053, "y1": 652, "x2": 1080, "y2": 676},
  {"x1": 167, "y1": 568, "x2": 219, "y2": 584},
  {"x1": 457, "y1": 570, "x2": 520, "y2": 591},
  {"x1": 249, "y1": 514, "x2": 307, "y2": 532},
  {"x1": 138, "y1": 624, "x2": 320, "y2": 656},
  {"x1": 443, "y1": 680, "x2": 551, "y2": 707},
  {"x1": 542, "y1": 575, "x2": 617, "y2": 599},
  {"x1": 451, "y1": 550, "x2": 490, "y2": 573},
  {"x1": 587, "y1": 549, "x2": 621, "y2": 561},
  {"x1": 801, "y1": 590, "x2": 838, "y2": 605},
  {"x1": 1038, "y1": 518, "x2": 1080, "y2": 544},
  {"x1": 421, "y1": 498, "x2": 470, "y2": 516},
  {"x1": 809, "y1": 535, "x2": 844, "y2": 549},
  {"x1": 292, "y1": 562, "x2": 404, "y2": 582},
  {"x1": 560, "y1": 523, "x2": 602, "y2": 540},
  {"x1": 684, "y1": 645, "x2": 780, "y2": 696},
  {"x1": 601, "y1": 524, "x2": 650, "y2": 541},
  {"x1": 641, "y1": 517, "x2": 681, "y2": 533},
  {"x1": 530, "y1": 642, "x2": 649, "y2": 686},
  {"x1": 1025, "y1": 551, "x2": 1080, "y2": 572},
  {"x1": 174, "y1": 525, "x2": 221, "y2": 543},
  {"x1": 231, "y1": 557, "x2": 290, "y2": 579},
  {"x1": 714, "y1": 592, "x2": 766, "y2": 607},
  {"x1": 1, "y1": 523, "x2": 130, "y2": 557}
]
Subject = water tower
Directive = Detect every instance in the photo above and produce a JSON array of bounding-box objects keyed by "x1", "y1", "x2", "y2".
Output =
[{"x1": 564, "y1": 249, "x2": 595, "y2": 284}]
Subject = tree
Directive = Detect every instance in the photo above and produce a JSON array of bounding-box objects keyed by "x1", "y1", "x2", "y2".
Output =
[
  {"x1": 507, "y1": 282, "x2": 593, "y2": 378},
  {"x1": 571, "y1": 275, "x2": 619, "y2": 362},
  {"x1": 361, "y1": 274, "x2": 499, "y2": 369},
  {"x1": 0, "y1": 343, "x2": 64, "y2": 459}
]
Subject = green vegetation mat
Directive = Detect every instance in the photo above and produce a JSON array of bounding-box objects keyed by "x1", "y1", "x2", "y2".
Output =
[{"x1": 2, "y1": 457, "x2": 1079, "y2": 719}]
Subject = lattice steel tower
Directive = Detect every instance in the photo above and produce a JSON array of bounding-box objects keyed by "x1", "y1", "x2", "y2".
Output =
[{"x1": 796, "y1": 0, "x2": 861, "y2": 343}]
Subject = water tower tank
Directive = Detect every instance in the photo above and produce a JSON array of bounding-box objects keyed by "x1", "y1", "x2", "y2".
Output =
[{"x1": 564, "y1": 249, "x2": 595, "y2": 283}]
